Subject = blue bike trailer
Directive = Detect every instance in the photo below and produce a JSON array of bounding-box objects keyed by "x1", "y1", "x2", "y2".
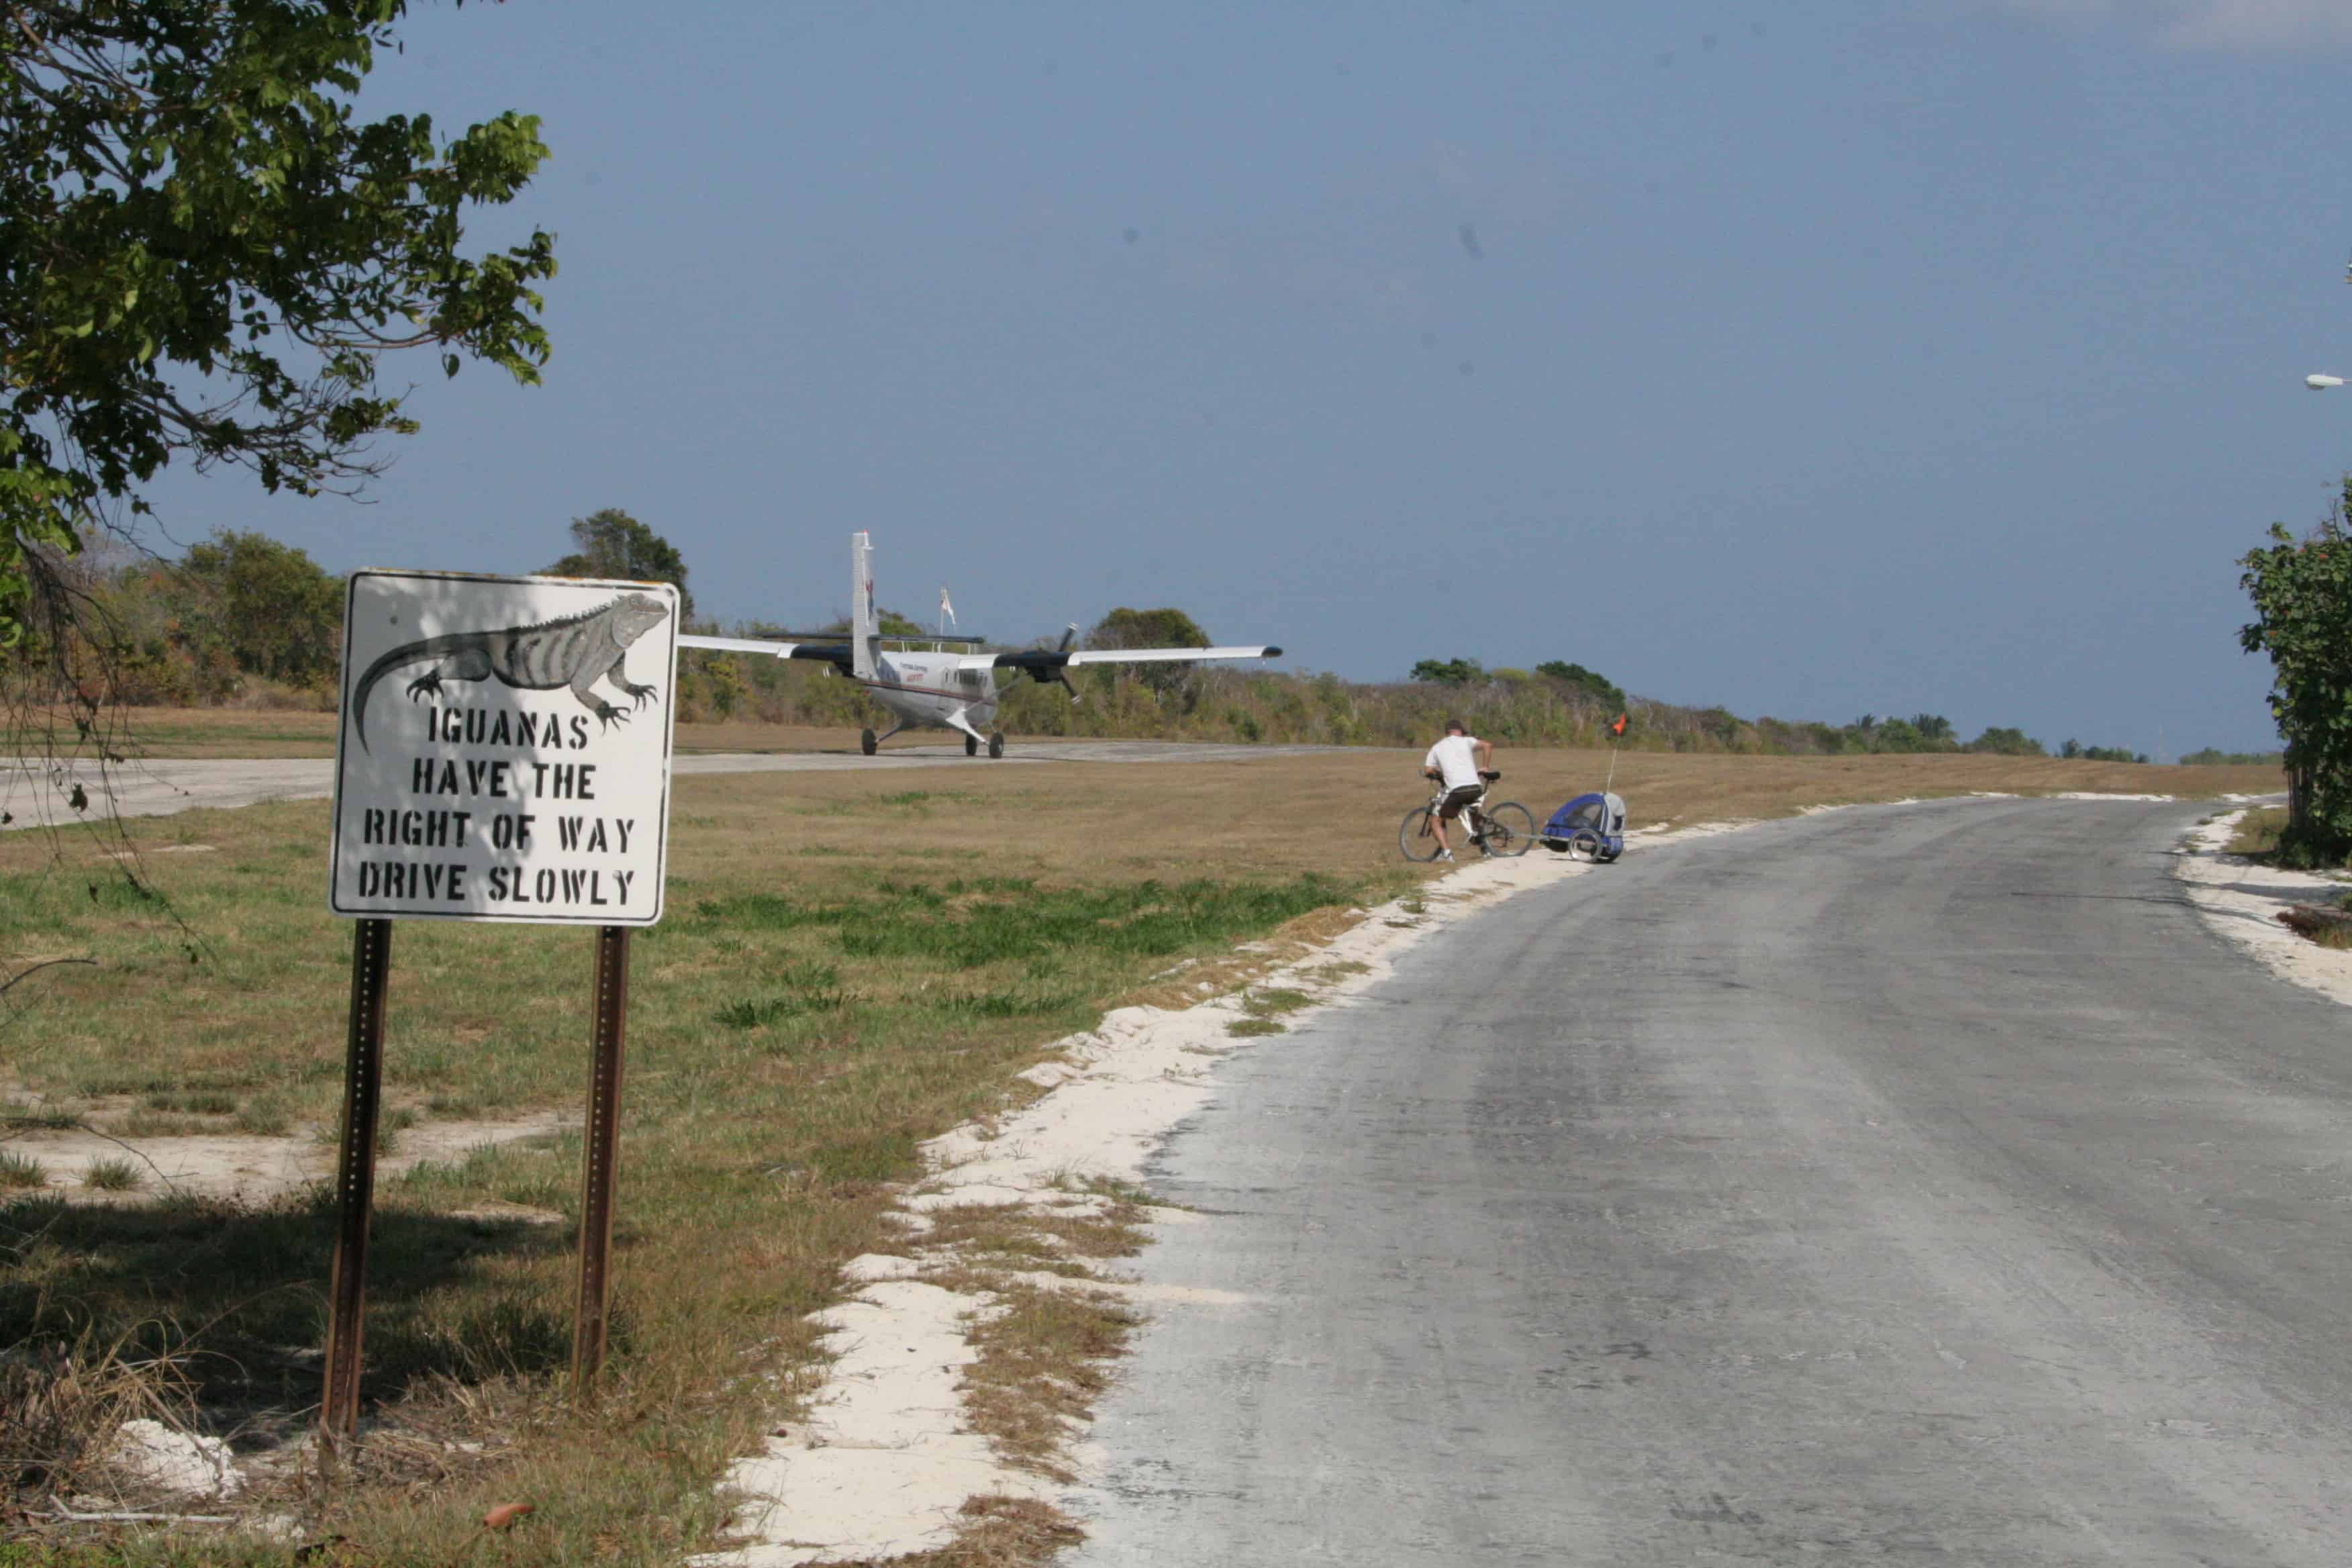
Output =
[{"x1": 1542, "y1": 791, "x2": 1626, "y2": 861}]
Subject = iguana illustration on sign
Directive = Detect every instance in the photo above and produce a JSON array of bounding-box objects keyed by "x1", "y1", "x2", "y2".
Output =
[{"x1": 350, "y1": 593, "x2": 673, "y2": 753}]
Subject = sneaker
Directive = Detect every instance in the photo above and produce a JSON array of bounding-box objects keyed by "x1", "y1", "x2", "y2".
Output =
[{"x1": 1436, "y1": 849, "x2": 1456, "y2": 862}]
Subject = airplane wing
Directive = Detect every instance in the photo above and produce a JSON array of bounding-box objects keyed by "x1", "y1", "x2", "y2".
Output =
[
  {"x1": 679, "y1": 634, "x2": 852, "y2": 666},
  {"x1": 954, "y1": 644, "x2": 1283, "y2": 673}
]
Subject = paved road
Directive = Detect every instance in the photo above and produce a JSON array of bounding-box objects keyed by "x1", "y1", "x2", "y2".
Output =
[
  {"x1": 1075, "y1": 798, "x2": 2352, "y2": 1566},
  {"x1": 0, "y1": 739, "x2": 1342, "y2": 829}
]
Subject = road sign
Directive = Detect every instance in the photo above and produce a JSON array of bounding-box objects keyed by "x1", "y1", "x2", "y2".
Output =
[
  {"x1": 328, "y1": 569, "x2": 680, "y2": 926},
  {"x1": 318, "y1": 567, "x2": 679, "y2": 1440}
]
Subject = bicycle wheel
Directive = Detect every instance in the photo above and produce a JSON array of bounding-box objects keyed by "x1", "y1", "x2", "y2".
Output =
[
  {"x1": 1398, "y1": 805, "x2": 1441, "y2": 862},
  {"x1": 1479, "y1": 801, "x2": 1535, "y2": 858}
]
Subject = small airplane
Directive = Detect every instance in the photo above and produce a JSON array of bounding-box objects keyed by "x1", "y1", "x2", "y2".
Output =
[{"x1": 679, "y1": 532, "x2": 1283, "y2": 757}]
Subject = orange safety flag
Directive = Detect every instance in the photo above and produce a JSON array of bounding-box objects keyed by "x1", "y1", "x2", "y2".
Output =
[{"x1": 1610, "y1": 714, "x2": 1628, "y2": 736}]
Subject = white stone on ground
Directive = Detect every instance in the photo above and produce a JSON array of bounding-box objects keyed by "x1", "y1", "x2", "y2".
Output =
[{"x1": 109, "y1": 1418, "x2": 241, "y2": 1498}]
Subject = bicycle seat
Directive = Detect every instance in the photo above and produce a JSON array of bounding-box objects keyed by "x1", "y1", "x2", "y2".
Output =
[{"x1": 1479, "y1": 770, "x2": 1502, "y2": 781}]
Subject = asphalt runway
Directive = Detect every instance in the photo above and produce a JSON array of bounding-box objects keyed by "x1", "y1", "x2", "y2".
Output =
[
  {"x1": 0, "y1": 739, "x2": 1340, "y2": 830},
  {"x1": 1073, "y1": 797, "x2": 2352, "y2": 1566}
]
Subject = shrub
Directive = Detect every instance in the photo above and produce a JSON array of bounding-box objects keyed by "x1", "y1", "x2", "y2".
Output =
[{"x1": 2241, "y1": 496, "x2": 2352, "y2": 865}]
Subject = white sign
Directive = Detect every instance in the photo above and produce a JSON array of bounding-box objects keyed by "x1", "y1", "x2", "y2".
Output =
[{"x1": 329, "y1": 569, "x2": 680, "y2": 925}]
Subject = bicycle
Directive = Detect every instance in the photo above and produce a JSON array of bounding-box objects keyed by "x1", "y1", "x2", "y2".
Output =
[{"x1": 1399, "y1": 770, "x2": 1534, "y2": 861}]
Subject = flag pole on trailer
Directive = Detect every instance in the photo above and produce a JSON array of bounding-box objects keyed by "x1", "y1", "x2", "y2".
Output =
[{"x1": 1604, "y1": 712, "x2": 1628, "y2": 794}]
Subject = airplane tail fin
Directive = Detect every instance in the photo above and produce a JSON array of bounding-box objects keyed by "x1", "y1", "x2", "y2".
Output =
[{"x1": 850, "y1": 530, "x2": 878, "y2": 680}]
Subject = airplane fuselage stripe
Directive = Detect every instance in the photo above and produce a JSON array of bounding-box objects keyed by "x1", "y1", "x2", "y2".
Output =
[{"x1": 864, "y1": 675, "x2": 994, "y2": 705}]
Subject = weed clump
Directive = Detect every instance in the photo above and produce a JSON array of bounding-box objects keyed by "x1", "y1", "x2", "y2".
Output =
[
  {"x1": 1242, "y1": 987, "x2": 1313, "y2": 1017},
  {"x1": 80, "y1": 1157, "x2": 140, "y2": 1192},
  {"x1": 715, "y1": 960, "x2": 847, "y2": 1027}
]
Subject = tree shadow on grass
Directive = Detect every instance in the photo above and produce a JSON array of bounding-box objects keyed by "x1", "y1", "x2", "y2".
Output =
[{"x1": 1, "y1": 1189, "x2": 577, "y2": 1449}]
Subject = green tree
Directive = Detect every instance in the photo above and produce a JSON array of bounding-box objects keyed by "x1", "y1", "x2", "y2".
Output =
[
  {"x1": 1909, "y1": 713, "x2": 1955, "y2": 746},
  {"x1": 179, "y1": 529, "x2": 342, "y2": 685},
  {"x1": 1534, "y1": 659, "x2": 1626, "y2": 712},
  {"x1": 1966, "y1": 726, "x2": 2045, "y2": 757},
  {"x1": 2241, "y1": 502, "x2": 2352, "y2": 863},
  {"x1": 1088, "y1": 607, "x2": 1210, "y2": 652},
  {"x1": 544, "y1": 509, "x2": 693, "y2": 619},
  {"x1": 1871, "y1": 717, "x2": 1926, "y2": 752},
  {"x1": 1410, "y1": 657, "x2": 1485, "y2": 687},
  {"x1": 2, "y1": 1, "x2": 556, "y2": 649},
  {"x1": 1088, "y1": 607, "x2": 1210, "y2": 697}
]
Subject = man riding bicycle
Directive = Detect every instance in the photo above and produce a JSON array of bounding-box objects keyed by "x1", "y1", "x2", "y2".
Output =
[{"x1": 1421, "y1": 718, "x2": 1495, "y2": 862}]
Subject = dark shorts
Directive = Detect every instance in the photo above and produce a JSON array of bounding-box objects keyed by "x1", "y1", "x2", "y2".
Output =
[{"x1": 1436, "y1": 783, "x2": 1483, "y2": 820}]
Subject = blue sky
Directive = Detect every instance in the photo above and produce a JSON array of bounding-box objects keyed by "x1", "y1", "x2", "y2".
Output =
[{"x1": 148, "y1": 1, "x2": 2352, "y2": 753}]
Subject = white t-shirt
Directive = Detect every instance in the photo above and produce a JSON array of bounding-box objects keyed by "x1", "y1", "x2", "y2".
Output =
[{"x1": 1424, "y1": 734, "x2": 1483, "y2": 791}]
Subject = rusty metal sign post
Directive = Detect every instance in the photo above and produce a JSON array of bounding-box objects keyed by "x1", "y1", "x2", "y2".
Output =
[
  {"x1": 320, "y1": 918, "x2": 392, "y2": 1441},
  {"x1": 572, "y1": 924, "x2": 631, "y2": 1390},
  {"x1": 320, "y1": 571, "x2": 679, "y2": 1443}
]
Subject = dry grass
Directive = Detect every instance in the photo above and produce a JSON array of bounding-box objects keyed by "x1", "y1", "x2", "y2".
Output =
[
  {"x1": 837, "y1": 1494, "x2": 1087, "y2": 1567},
  {"x1": 0, "y1": 741, "x2": 2282, "y2": 1564},
  {"x1": 887, "y1": 1190, "x2": 1151, "y2": 1568},
  {"x1": 957, "y1": 1283, "x2": 1138, "y2": 1482},
  {"x1": 2229, "y1": 804, "x2": 2290, "y2": 859},
  {"x1": 0, "y1": 1330, "x2": 199, "y2": 1505}
]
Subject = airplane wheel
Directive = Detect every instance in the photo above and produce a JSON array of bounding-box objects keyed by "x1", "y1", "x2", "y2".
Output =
[
  {"x1": 860, "y1": 728, "x2": 877, "y2": 756},
  {"x1": 987, "y1": 732, "x2": 1004, "y2": 759},
  {"x1": 965, "y1": 733, "x2": 979, "y2": 756}
]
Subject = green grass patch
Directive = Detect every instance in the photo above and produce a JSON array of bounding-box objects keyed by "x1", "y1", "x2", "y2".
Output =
[
  {"x1": 0, "y1": 1150, "x2": 44, "y2": 1190},
  {"x1": 714, "y1": 961, "x2": 848, "y2": 1028},
  {"x1": 699, "y1": 875, "x2": 1346, "y2": 971},
  {"x1": 1226, "y1": 1017, "x2": 1286, "y2": 1037}
]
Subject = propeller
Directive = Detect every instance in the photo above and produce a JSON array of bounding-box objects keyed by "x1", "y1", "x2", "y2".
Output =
[
  {"x1": 999, "y1": 624, "x2": 1085, "y2": 703},
  {"x1": 1050, "y1": 623, "x2": 1081, "y2": 704}
]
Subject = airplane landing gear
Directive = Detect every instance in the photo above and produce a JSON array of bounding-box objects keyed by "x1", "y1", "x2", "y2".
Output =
[
  {"x1": 987, "y1": 732, "x2": 1004, "y2": 759},
  {"x1": 965, "y1": 733, "x2": 979, "y2": 756},
  {"x1": 860, "y1": 728, "x2": 877, "y2": 756}
]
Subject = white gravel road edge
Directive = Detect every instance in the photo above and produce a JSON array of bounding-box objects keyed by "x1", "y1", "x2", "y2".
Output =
[{"x1": 2172, "y1": 805, "x2": 2352, "y2": 1009}]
